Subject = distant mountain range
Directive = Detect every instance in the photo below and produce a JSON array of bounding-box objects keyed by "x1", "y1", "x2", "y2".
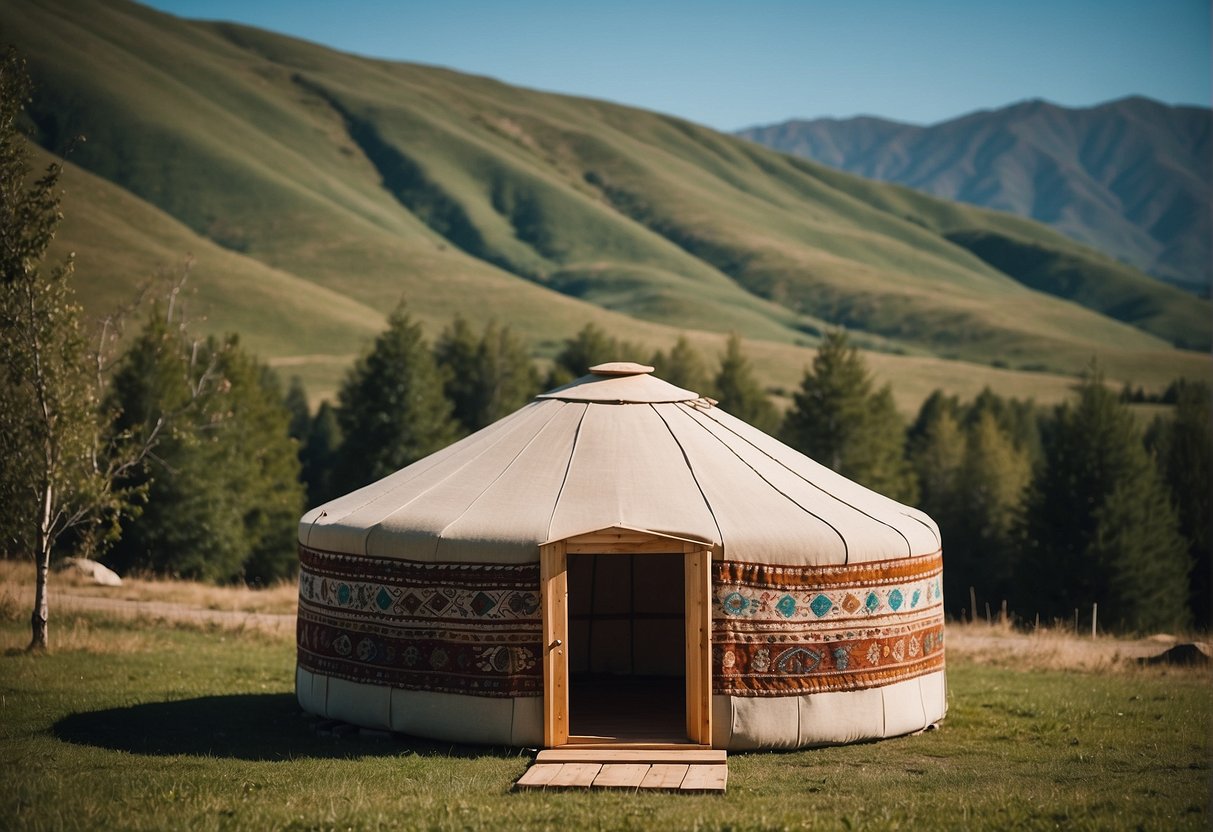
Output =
[
  {"x1": 2, "y1": 0, "x2": 1207, "y2": 406},
  {"x1": 737, "y1": 98, "x2": 1212, "y2": 295}
]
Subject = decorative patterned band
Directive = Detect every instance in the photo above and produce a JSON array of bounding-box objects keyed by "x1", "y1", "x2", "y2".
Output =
[
  {"x1": 717, "y1": 551, "x2": 943, "y2": 591},
  {"x1": 714, "y1": 621, "x2": 945, "y2": 695},
  {"x1": 296, "y1": 546, "x2": 946, "y2": 700},
  {"x1": 296, "y1": 546, "x2": 543, "y2": 697},
  {"x1": 712, "y1": 554, "x2": 945, "y2": 695}
]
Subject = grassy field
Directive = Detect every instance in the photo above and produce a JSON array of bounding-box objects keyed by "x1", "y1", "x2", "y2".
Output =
[{"x1": 0, "y1": 566, "x2": 1208, "y2": 831}]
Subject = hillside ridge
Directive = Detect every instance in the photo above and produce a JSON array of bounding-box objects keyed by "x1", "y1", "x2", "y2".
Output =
[{"x1": 737, "y1": 97, "x2": 1212, "y2": 295}]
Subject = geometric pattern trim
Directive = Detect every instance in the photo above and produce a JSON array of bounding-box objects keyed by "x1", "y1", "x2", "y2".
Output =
[
  {"x1": 296, "y1": 545, "x2": 543, "y2": 697},
  {"x1": 297, "y1": 545, "x2": 944, "y2": 700},
  {"x1": 712, "y1": 552, "x2": 945, "y2": 696}
]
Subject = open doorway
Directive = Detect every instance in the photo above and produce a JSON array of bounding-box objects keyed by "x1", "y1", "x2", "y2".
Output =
[
  {"x1": 567, "y1": 553, "x2": 685, "y2": 743},
  {"x1": 540, "y1": 530, "x2": 712, "y2": 748}
]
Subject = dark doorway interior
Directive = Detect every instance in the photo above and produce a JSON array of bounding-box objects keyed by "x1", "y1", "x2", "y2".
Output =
[{"x1": 567, "y1": 553, "x2": 686, "y2": 742}]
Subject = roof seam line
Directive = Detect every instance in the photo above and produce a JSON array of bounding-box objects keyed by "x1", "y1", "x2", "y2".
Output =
[
  {"x1": 901, "y1": 512, "x2": 941, "y2": 548},
  {"x1": 544, "y1": 402, "x2": 589, "y2": 543},
  {"x1": 431, "y1": 402, "x2": 567, "y2": 549},
  {"x1": 356, "y1": 403, "x2": 546, "y2": 555},
  {"x1": 699, "y1": 408, "x2": 914, "y2": 558},
  {"x1": 674, "y1": 402, "x2": 850, "y2": 560},
  {"x1": 328, "y1": 404, "x2": 536, "y2": 552},
  {"x1": 653, "y1": 403, "x2": 724, "y2": 548}
]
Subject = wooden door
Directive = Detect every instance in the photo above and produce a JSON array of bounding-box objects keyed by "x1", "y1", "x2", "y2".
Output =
[{"x1": 540, "y1": 531, "x2": 712, "y2": 747}]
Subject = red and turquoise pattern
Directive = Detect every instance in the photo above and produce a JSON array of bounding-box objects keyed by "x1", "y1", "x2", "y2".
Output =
[
  {"x1": 297, "y1": 545, "x2": 543, "y2": 697},
  {"x1": 713, "y1": 553, "x2": 945, "y2": 695},
  {"x1": 298, "y1": 545, "x2": 944, "y2": 700}
]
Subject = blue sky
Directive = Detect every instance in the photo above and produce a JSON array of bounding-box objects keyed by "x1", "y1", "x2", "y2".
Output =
[{"x1": 144, "y1": 0, "x2": 1210, "y2": 130}]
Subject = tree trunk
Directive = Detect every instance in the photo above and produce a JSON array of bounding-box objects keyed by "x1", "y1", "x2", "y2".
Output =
[
  {"x1": 29, "y1": 552, "x2": 49, "y2": 652},
  {"x1": 28, "y1": 482, "x2": 53, "y2": 652}
]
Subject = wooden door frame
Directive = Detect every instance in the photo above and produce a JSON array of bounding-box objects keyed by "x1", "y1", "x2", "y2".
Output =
[{"x1": 540, "y1": 528, "x2": 712, "y2": 748}]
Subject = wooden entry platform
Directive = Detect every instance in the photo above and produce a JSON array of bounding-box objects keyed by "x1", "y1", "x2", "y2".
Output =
[{"x1": 514, "y1": 749, "x2": 727, "y2": 793}]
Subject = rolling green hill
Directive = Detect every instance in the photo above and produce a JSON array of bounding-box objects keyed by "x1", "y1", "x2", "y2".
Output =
[{"x1": 5, "y1": 0, "x2": 1207, "y2": 406}]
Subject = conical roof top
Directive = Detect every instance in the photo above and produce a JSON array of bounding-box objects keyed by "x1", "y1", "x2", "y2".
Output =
[
  {"x1": 537, "y1": 362, "x2": 700, "y2": 403},
  {"x1": 300, "y1": 364, "x2": 939, "y2": 565}
]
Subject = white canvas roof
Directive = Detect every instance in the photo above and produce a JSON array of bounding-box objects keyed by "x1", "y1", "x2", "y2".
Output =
[{"x1": 300, "y1": 363, "x2": 940, "y2": 565}]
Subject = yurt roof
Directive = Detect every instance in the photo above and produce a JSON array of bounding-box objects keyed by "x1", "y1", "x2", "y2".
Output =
[{"x1": 300, "y1": 363, "x2": 940, "y2": 565}]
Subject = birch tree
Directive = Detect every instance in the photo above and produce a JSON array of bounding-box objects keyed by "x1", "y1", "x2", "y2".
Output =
[
  {"x1": 0, "y1": 51, "x2": 183, "y2": 649},
  {"x1": 1, "y1": 52, "x2": 120, "y2": 648}
]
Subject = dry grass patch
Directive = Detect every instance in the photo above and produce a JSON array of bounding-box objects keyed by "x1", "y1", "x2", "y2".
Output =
[
  {"x1": 0, "y1": 559, "x2": 296, "y2": 652},
  {"x1": 946, "y1": 619, "x2": 1208, "y2": 673},
  {"x1": 83, "y1": 573, "x2": 298, "y2": 614},
  {"x1": 0, "y1": 558, "x2": 297, "y2": 613}
]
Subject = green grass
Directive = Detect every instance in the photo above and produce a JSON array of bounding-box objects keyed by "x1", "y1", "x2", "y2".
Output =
[{"x1": 0, "y1": 611, "x2": 1207, "y2": 831}]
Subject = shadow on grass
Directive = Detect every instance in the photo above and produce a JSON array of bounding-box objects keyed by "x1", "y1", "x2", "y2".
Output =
[{"x1": 53, "y1": 693, "x2": 527, "y2": 761}]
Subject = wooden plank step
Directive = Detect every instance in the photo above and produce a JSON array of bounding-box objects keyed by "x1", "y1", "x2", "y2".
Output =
[
  {"x1": 516, "y1": 751, "x2": 728, "y2": 792},
  {"x1": 536, "y1": 749, "x2": 726, "y2": 764},
  {"x1": 514, "y1": 763, "x2": 563, "y2": 791},
  {"x1": 679, "y1": 765, "x2": 728, "y2": 793},
  {"x1": 592, "y1": 764, "x2": 650, "y2": 789},
  {"x1": 547, "y1": 763, "x2": 602, "y2": 789},
  {"x1": 514, "y1": 761, "x2": 727, "y2": 793},
  {"x1": 638, "y1": 764, "x2": 690, "y2": 790}
]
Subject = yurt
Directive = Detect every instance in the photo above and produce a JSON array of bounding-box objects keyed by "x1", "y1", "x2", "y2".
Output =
[{"x1": 296, "y1": 363, "x2": 945, "y2": 750}]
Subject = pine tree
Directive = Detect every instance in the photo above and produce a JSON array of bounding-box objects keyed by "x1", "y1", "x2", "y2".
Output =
[
  {"x1": 1090, "y1": 480, "x2": 1190, "y2": 632},
  {"x1": 434, "y1": 315, "x2": 479, "y2": 432},
  {"x1": 107, "y1": 325, "x2": 304, "y2": 583},
  {"x1": 551, "y1": 322, "x2": 620, "y2": 385},
  {"x1": 954, "y1": 411, "x2": 1031, "y2": 613},
  {"x1": 221, "y1": 356, "x2": 304, "y2": 583},
  {"x1": 1146, "y1": 380, "x2": 1212, "y2": 627},
  {"x1": 712, "y1": 332, "x2": 779, "y2": 433},
  {"x1": 782, "y1": 331, "x2": 916, "y2": 502},
  {"x1": 1019, "y1": 369, "x2": 1190, "y2": 632},
  {"x1": 283, "y1": 376, "x2": 311, "y2": 444},
  {"x1": 966, "y1": 387, "x2": 1043, "y2": 465},
  {"x1": 106, "y1": 320, "x2": 238, "y2": 582},
  {"x1": 908, "y1": 390, "x2": 961, "y2": 455},
  {"x1": 650, "y1": 335, "x2": 708, "y2": 393},
  {"x1": 436, "y1": 316, "x2": 539, "y2": 433},
  {"x1": 301, "y1": 401, "x2": 342, "y2": 509},
  {"x1": 909, "y1": 404, "x2": 965, "y2": 615},
  {"x1": 862, "y1": 387, "x2": 919, "y2": 503},
  {"x1": 335, "y1": 304, "x2": 457, "y2": 493},
  {"x1": 477, "y1": 320, "x2": 540, "y2": 424}
]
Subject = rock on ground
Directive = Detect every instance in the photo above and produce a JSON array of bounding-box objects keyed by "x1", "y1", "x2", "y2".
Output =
[{"x1": 57, "y1": 557, "x2": 123, "y2": 587}]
